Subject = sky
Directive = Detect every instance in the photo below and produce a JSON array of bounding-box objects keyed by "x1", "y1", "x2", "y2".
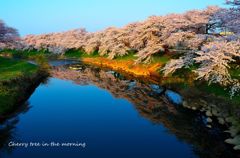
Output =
[{"x1": 0, "y1": 0, "x2": 226, "y2": 36}]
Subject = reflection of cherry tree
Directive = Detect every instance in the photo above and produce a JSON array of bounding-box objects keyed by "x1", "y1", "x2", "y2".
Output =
[
  {"x1": 51, "y1": 65, "x2": 236, "y2": 158},
  {"x1": 52, "y1": 65, "x2": 178, "y2": 111},
  {"x1": 51, "y1": 66, "x2": 177, "y2": 114}
]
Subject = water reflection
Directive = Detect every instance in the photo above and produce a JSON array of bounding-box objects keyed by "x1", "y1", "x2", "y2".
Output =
[
  {"x1": 0, "y1": 74, "x2": 48, "y2": 157},
  {"x1": 0, "y1": 102, "x2": 30, "y2": 156},
  {"x1": 0, "y1": 62, "x2": 238, "y2": 158},
  {"x1": 50, "y1": 63, "x2": 238, "y2": 158}
]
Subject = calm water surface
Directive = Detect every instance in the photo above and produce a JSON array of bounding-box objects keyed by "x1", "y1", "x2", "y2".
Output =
[{"x1": 0, "y1": 62, "x2": 237, "y2": 158}]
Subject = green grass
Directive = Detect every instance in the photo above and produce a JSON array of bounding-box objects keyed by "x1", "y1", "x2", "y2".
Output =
[
  {"x1": 230, "y1": 68, "x2": 240, "y2": 79},
  {"x1": 113, "y1": 51, "x2": 171, "y2": 64},
  {"x1": 0, "y1": 57, "x2": 37, "y2": 81},
  {"x1": 64, "y1": 49, "x2": 101, "y2": 59},
  {"x1": 65, "y1": 49, "x2": 140, "y2": 61},
  {"x1": 0, "y1": 57, "x2": 41, "y2": 115},
  {"x1": 0, "y1": 49, "x2": 58, "y2": 60},
  {"x1": 0, "y1": 49, "x2": 47, "y2": 57},
  {"x1": 64, "y1": 49, "x2": 84, "y2": 58},
  {"x1": 151, "y1": 54, "x2": 170, "y2": 64},
  {"x1": 198, "y1": 82, "x2": 240, "y2": 104}
]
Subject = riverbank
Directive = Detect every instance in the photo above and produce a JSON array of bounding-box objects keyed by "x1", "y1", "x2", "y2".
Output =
[
  {"x1": 0, "y1": 57, "x2": 48, "y2": 117},
  {"x1": 62, "y1": 48, "x2": 170, "y2": 76}
]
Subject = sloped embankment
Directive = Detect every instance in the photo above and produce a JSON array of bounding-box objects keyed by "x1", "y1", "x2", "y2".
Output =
[{"x1": 0, "y1": 57, "x2": 48, "y2": 118}]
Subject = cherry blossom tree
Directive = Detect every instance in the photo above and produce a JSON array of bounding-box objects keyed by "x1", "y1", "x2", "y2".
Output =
[
  {"x1": 194, "y1": 40, "x2": 240, "y2": 85},
  {"x1": 161, "y1": 1, "x2": 240, "y2": 96},
  {"x1": 162, "y1": 39, "x2": 240, "y2": 96},
  {"x1": 0, "y1": 20, "x2": 20, "y2": 49},
  {"x1": 211, "y1": 0, "x2": 240, "y2": 34},
  {"x1": 22, "y1": 6, "x2": 220, "y2": 61},
  {"x1": 162, "y1": 51, "x2": 195, "y2": 76}
]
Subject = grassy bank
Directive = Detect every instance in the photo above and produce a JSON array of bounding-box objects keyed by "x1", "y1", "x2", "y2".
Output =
[
  {"x1": 63, "y1": 49, "x2": 100, "y2": 59},
  {"x1": 0, "y1": 57, "x2": 37, "y2": 81},
  {"x1": 0, "y1": 49, "x2": 57, "y2": 60},
  {"x1": 0, "y1": 57, "x2": 48, "y2": 116}
]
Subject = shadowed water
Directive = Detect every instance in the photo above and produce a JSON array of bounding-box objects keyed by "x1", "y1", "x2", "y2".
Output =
[{"x1": 0, "y1": 62, "x2": 238, "y2": 158}]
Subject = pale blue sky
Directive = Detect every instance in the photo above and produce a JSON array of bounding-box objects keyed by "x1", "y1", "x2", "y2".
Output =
[{"x1": 0, "y1": 0, "x2": 226, "y2": 36}]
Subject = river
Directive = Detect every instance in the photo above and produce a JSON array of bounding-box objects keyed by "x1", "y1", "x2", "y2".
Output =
[{"x1": 0, "y1": 61, "x2": 238, "y2": 158}]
